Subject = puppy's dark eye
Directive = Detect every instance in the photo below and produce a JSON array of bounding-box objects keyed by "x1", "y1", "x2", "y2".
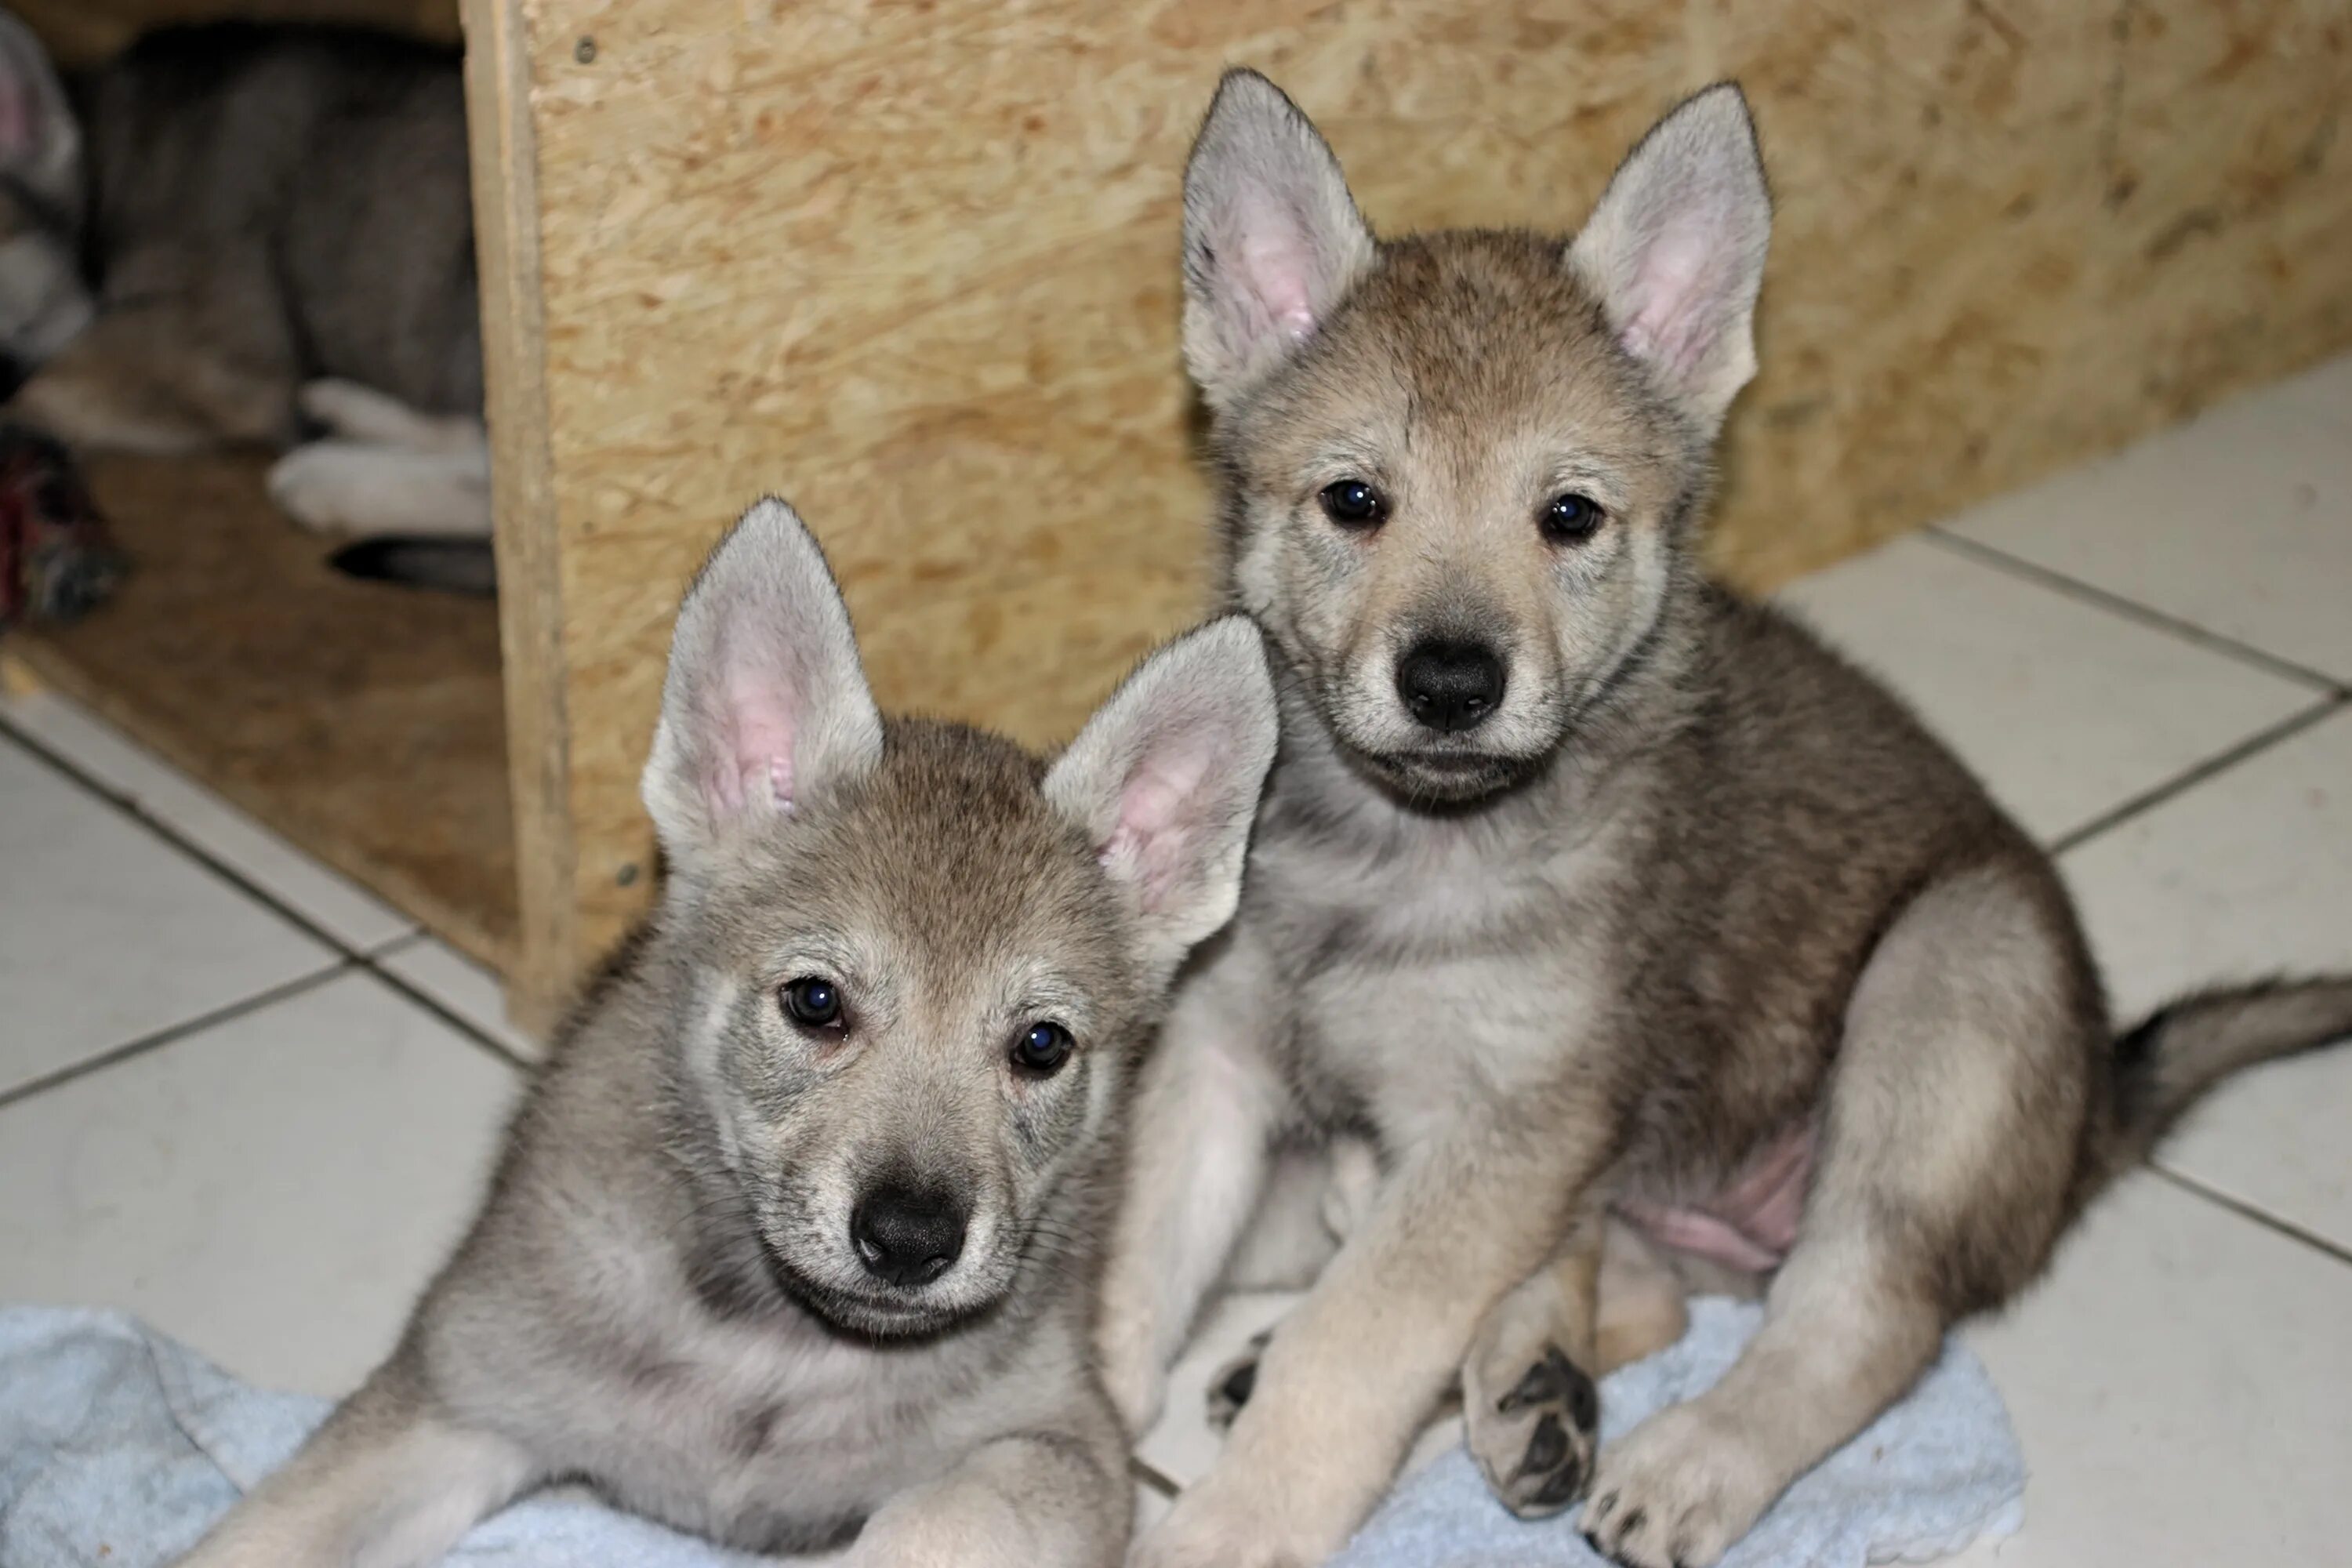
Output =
[
  {"x1": 1010, "y1": 1021, "x2": 1075, "y2": 1076},
  {"x1": 1319, "y1": 478, "x2": 1386, "y2": 529},
  {"x1": 781, "y1": 976, "x2": 844, "y2": 1030},
  {"x1": 1540, "y1": 492, "x2": 1604, "y2": 544}
]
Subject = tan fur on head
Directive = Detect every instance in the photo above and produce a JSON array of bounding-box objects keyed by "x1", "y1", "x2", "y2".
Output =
[
  {"x1": 641, "y1": 499, "x2": 1279, "y2": 1338},
  {"x1": 1183, "y1": 72, "x2": 1769, "y2": 804}
]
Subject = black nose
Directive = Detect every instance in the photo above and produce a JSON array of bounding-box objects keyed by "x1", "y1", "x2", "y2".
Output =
[
  {"x1": 1396, "y1": 639, "x2": 1506, "y2": 733},
  {"x1": 850, "y1": 1183, "x2": 967, "y2": 1288}
]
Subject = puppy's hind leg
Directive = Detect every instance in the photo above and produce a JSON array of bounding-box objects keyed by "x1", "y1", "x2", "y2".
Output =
[
  {"x1": 176, "y1": 1360, "x2": 536, "y2": 1568},
  {"x1": 1581, "y1": 862, "x2": 2089, "y2": 1568}
]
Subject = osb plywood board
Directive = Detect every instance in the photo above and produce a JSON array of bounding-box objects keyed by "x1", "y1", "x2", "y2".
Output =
[
  {"x1": 8, "y1": 455, "x2": 517, "y2": 971},
  {"x1": 16, "y1": 2, "x2": 459, "y2": 65},
  {"x1": 481, "y1": 0, "x2": 2352, "y2": 1010}
]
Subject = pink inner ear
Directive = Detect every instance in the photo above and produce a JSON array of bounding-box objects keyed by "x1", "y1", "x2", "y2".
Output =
[
  {"x1": 1101, "y1": 755, "x2": 1209, "y2": 913},
  {"x1": 1238, "y1": 218, "x2": 1320, "y2": 343},
  {"x1": 700, "y1": 667, "x2": 800, "y2": 821},
  {"x1": 1619, "y1": 226, "x2": 1719, "y2": 382}
]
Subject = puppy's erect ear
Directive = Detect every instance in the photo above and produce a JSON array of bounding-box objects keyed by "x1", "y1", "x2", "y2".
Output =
[
  {"x1": 641, "y1": 499, "x2": 884, "y2": 864},
  {"x1": 0, "y1": 13, "x2": 79, "y2": 206},
  {"x1": 1567, "y1": 84, "x2": 1771, "y2": 430},
  {"x1": 1181, "y1": 69, "x2": 1375, "y2": 412},
  {"x1": 1045, "y1": 617, "x2": 1279, "y2": 978}
]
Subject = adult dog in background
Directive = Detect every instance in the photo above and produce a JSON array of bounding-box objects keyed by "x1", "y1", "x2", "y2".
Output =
[
  {"x1": 172, "y1": 499, "x2": 1279, "y2": 1567},
  {"x1": 1100, "y1": 71, "x2": 2352, "y2": 1568},
  {"x1": 0, "y1": 13, "x2": 489, "y2": 543}
]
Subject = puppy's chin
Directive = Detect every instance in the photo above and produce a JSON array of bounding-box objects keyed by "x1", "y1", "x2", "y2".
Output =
[
  {"x1": 761, "y1": 1244, "x2": 998, "y2": 1343},
  {"x1": 1344, "y1": 742, "x2": 1537, "y2": 807}
]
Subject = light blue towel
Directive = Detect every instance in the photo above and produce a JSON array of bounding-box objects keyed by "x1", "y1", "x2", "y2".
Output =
[
  {"x1": 1331, "y1": 1298, "x2": 2025, "y2": 1568},
  {"x1": 0, "y1": 1305, "x2": 767, "y2": 1567},
  {"x1": 0, "y1": 1301, "x2": 2020, "y2": 1568}
]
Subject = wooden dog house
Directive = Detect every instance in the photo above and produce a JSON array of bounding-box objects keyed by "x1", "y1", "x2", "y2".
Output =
[{"x1": 9, "y1": 0, "x2": 2351, "y2": 1032}]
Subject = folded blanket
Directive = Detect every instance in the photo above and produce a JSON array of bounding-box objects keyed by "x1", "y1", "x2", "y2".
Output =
[
  {"x1": 1331, "y1": 1298, "x2": 2024, "y2": 1568},
  {"x1": 0, "y1": 1306, "x2": 769, "y2": 1567},
  {"x1": 0, "y1": 1301, "x2": 2020, "y2": 1568}
]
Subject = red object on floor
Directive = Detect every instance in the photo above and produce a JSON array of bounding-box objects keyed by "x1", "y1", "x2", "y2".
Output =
[{"x1": 0, "y1": 425, "x2": 124, "y2": 634}]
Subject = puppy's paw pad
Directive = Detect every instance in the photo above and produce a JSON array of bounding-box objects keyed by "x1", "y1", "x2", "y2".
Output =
[
  {"x1": 1469, "y1": 1342, "x2": 1599, "y2": 1517},
  {"x1": 1203, "y1": 1330, "x2": 1272, "y2": 1433}
]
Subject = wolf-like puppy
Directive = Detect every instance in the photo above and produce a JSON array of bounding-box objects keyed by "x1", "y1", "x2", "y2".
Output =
[
  {"x1": 1101, "y1": 71, "x2": 2352, "y2": 1568},
  {"x1": 172, "y1": 499, "x2": 1277, "y2": 1568}
]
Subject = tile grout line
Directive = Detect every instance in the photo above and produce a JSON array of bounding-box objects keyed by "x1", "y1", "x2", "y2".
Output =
[
  {"x1": 2045, "y1": 694, "x2": 2348, "y2": 857},
  {"x1": 0, "y1": 713, "x2": 379, "y2": 955},
  {"x1": 1922, "y1": 528, "x2": 2352, "y2": 697},
  {"x1": 362, "y1": 958, "x2": 535, "y2": 1073},
  {"x1": 0, "y1": 961, "x2": 358, "y2": 1115},
  {"x1": 2148, "y1": 1166, "x2": 2352, "y2": 1272},
  {"x1": 0, "y1": 714, "x2": 531, "y2": 1079},
  {"x1": 369, "y1": 930, "x2": 430, "y2": 960}
]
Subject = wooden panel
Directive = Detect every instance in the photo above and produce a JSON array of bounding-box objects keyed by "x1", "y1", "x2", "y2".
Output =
[
  {"x1": 462, "y1": 0, "x2": 574, "y2": 1036},
  {"x1": 8, "y1": 455, "x2": 514, "y2": 968},
  {"x1": 477, "y1": 0, "x2": 2352, "y2": 1019}
]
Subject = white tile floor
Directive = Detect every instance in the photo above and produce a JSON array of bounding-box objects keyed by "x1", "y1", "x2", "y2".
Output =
[{"x1": 4, "y1": 354, "x2": 2350, "y2": 1562}]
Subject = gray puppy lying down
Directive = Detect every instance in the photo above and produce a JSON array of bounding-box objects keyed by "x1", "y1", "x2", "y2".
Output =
[{"x1": 172, "y1": 499, "x2": 1278, "y2": 1567}]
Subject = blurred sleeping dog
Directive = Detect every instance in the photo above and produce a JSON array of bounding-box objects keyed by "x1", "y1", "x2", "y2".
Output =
[
  {"x1": 172, "y1": 499, "x2": 1279, "y2": 1567},
  {"x1": 0, "y1": 13, "x2": 490, "y2": 579},
  {"x1": 1100, "y1": 71, "x2": 2352, "y2": 1568}
]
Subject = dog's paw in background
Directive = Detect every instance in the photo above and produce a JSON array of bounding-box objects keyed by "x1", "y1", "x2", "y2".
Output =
[
  {"x1": 267, "y1": 437, "x2": 491, "y2": 540},
  {"x1": 0, "y1": 423, "x2": 124, "y2": 632},
  {"x1": 273, "y1": 379, "x2": 492, "y2": 543},
  {"x1": 296, "y1": 378, "x2": 483, "y2": 456},
  {"x1": 270, "y1": 381, "x2": 497, "y2": 595}
]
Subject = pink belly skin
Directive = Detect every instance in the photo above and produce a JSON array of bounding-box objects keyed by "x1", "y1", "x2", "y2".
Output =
[{"x1": 1614, "y1": 1123, "x2": 1815, "y2": 1275}]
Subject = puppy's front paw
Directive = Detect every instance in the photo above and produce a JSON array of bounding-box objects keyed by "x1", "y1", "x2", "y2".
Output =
[
  {"x1": 1467, "y1": 1341, "x2": 1598, "y2": 1518},
  {"x1": 1579, "y1": 1403, "x2": 1779, "y2": 1568},
  {"x1": 267, "y1": 444, "x2": 356, "y2": 535}
]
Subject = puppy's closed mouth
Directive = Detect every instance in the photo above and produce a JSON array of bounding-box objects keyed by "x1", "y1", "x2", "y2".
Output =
[
  {"x1": 1356, "y1": 745, "x2": 1530, "y2": 794},
  {"x1": 762, "y1": 1247, "x2": 995, "y2": 1344},
  {"x1": 1396, "y1": 752, "x2": 1494, "y2": 775}
]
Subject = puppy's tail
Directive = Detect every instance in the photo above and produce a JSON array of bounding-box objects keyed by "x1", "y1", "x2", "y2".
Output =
[{"x1": 2105, "y1": 976, "x2": 2352, "y2": 1169}]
